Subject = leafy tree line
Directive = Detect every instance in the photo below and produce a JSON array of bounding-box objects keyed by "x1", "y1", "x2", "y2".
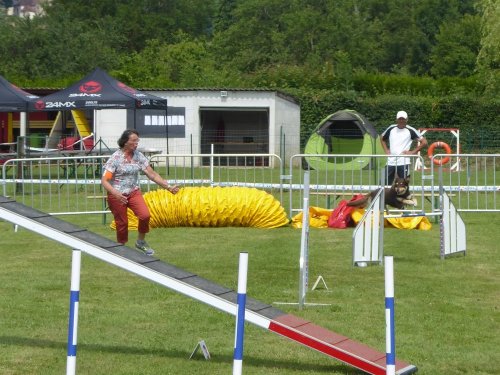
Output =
[
  {"x1": 0, "y1": 0, "x2": 495, "y2": 88},
  {"x1": 0, "y1": 0, "x2": 498, "y2": 144}
]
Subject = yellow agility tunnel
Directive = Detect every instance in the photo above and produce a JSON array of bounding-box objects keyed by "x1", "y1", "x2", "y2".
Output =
[{"x1": 113, "y1": 186, "x2": 290, "y2": 230}]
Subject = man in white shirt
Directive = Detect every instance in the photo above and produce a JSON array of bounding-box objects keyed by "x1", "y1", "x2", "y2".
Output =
[{"x1": 381, "y1": 111, "x2": 428, "y2": 184}]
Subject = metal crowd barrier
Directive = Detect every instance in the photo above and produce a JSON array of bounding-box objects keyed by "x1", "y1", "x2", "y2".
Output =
[
  {"x1": 431, "y1": 153, "x2": 499, "y2": 212},
  {"x1": 1, "y1": 152, "x2": 497, "y2": 218},
  {"x1": 1, "y1": 153, "x2": 283, "y2": 216},
  {"x1": 1, "y1": 155, "x2": 110, "y2": 216},
  {"x1": 288, "y1": 153, "x2": 499, "y2": 217}
]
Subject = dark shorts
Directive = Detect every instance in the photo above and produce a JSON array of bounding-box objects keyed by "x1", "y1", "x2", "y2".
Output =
[{"x1": 385, "y1": 165, "x2": 410, "y2": 185}]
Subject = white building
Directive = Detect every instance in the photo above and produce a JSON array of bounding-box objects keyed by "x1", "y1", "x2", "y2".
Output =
[{"x1": 94, "y1": 89, "x2": 301, "y2": 166}]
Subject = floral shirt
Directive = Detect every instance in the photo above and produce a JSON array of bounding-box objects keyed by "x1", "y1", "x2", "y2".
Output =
[{"x1": 103, "y1": 149, "x2": 149, "y2": 194}]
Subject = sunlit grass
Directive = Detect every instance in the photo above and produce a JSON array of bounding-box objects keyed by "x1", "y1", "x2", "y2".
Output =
[{"x1": 0, "y1": 209, "x2": 498, "y2": 374}]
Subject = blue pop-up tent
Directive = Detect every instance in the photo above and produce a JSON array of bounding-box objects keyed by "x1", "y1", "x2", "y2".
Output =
[{"x1": 0, "y1": 75, "x2": 39, "y2": 112}]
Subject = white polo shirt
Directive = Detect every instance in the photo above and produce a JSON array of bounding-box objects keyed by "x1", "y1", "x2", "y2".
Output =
[{"x1": 382, "y1": 124, "x2": 423, "y2": 166}]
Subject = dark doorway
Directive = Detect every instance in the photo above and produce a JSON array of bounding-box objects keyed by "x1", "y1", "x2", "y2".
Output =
[{"x1": 200, "y1": 108, "x2": 269, "y2": 166}]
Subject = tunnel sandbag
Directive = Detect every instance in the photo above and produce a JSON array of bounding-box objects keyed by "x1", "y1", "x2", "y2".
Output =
[
  {"x1": 111, "y1": 186, "x2": 290, "y2": 230},
  {"x1": 291, "y1": 206, "x2": 332, "y2": 228},
  {"x1": 351, "y1": 208, "x2": 432, "y2": 230}
]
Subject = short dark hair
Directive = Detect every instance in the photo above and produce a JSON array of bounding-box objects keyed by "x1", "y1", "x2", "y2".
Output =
[{"x1": 117, "y1": 129, "x2": 139, "y2": 148}]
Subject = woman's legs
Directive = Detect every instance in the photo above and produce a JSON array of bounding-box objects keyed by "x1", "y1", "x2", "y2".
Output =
[
  {"x1": 107, "y1": 193, "x2": 129, "y2": 244},
  {"x1": 107, "y1": 189, "x2": 151, "y2": 246},
  {"x1": 127, "y1": 189, "x2": 151, "y2": 239}
]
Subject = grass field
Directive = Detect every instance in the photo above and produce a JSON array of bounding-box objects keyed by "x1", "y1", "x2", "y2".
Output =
[{"x1": 0, "y1": 208, "x2": 499, "y2": 374}]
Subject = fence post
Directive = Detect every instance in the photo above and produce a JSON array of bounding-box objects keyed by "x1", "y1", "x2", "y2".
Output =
[{"x1": 67, "y1": 249, "x2": 81, "y2": 375}]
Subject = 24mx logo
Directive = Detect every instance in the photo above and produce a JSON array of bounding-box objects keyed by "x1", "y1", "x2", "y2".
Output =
[{"x1": 45, "y1": 101, "x2": 76, "y2": 109}]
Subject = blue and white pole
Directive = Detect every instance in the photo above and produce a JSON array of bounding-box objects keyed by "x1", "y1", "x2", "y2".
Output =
[
  {"x1": 66, "y1": 249, "x2": 81, "y2": 375},
  {"x1": 385, "y1": 256, "x2": 395, "y2": 375},
  {"x1": 233, "y1": 252, "x2": 248, "y2": 375}
]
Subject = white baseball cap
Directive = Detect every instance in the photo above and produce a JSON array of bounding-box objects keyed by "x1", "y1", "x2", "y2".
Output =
[{"x1": 396, "y1": 111, "x2": 408, "y2": 119}]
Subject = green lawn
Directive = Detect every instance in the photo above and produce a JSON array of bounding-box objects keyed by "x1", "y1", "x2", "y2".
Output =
[{"x1": 0, "y1": 210, "x2": 498, "y2": 374}]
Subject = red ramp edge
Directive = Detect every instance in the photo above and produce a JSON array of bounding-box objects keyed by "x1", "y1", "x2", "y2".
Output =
[{"x1": 268, "y1": 314, "x2": 417, "y2": 375}]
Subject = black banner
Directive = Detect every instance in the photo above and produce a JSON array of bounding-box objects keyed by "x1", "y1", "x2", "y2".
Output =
[{"x1": 134, "y1": 107, "x2": 186, "y2": 138}]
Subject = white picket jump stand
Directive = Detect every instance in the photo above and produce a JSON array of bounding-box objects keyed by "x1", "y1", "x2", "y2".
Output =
[
  {"x1": 440, "y1": 190, "x2": 466, "y2": 259},
  {"x1": 275, "y1": 170, "x2": 331, "y2": 308},
  {"x1": 353, "y1": 190, "x2": 466, "y2": 265},
  {"x1": 352, "y1": 188, "x2": 384, "y2": 267}
]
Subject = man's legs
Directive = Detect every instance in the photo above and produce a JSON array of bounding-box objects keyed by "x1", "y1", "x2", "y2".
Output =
[
  {"x1": 395, "y1": 165, "x2": 410, "y2": 179},
  {"x1": 386, "y1": 165, "x2": 396, "y2": 185}
]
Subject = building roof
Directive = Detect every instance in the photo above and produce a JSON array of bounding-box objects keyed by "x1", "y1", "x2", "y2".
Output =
[{"x1": 23, "y1": 87, "x2": 299, "y2": 105}]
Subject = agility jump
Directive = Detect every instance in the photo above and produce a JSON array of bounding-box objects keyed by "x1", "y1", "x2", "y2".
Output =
[{"x1": 352, "y1": 188, "x2": 466, "y2": 266}]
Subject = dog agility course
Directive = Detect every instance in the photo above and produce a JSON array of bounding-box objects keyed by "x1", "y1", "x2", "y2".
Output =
[
  {"x1": 0, "y1": 195, "x2": 417, "y2": 375},
  {"x1": 1, "y1": 152, "x2": 498, "y2": 373}
]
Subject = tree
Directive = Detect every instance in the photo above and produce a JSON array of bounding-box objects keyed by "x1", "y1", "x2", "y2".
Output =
[
  {"x1": 44, "y1": 0, "x2": 216, "y2": 52},
  {"x1": 476, "y1": 0, "x2": 500, "y2": 96},
  {"x1": 0, "y1": 9, "x2": 124, "y2": 83},
  {"x1": 0, "y1": 0, "x2": 490, "y2": 93},
  {"x1": 213, "y1": 0, "x2": 238, "y2": 33},
  {"x1": 430, "y1": 14, "x2": 481, "y2": 77},
  {"x1": 212, "y1": 0, "x2": 291, "y2": 72},
  {"x1": 117, "y1": 35, "x2": 238, "y2": 88},
  {"x1": 211, "y1": 0, "x2": 481, "y2": 76}
]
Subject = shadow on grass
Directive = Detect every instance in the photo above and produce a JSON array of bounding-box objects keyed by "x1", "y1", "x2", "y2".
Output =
[{"x1": 0, "y1": 335, "x2": 365, "y2": 374}]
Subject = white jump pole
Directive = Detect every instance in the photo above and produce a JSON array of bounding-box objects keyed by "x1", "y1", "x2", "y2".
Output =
[
  {"x1": 384, "y1": 211, "x2": 442, "y2": 219},
  {"x1": 233, "y1": 252, "x2": 248, "y2": 375},
  {"x1": 210, "y1": 144, "x2": 215, "y2": 186},
  {"x1": 385, "y1": 256, "x2": 395, "y2": 375},
  {"x1": 298, "y1": 171, "x2": 310, "y2": 309},
  {"x1": 66, "y1": 249, "x2": 81, "y2": 375}
]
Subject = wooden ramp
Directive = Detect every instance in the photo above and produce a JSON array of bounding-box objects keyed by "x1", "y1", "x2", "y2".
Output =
[
  {"x1": 47, "y1": 111, "x2": 63, "y2": 149},
  {"x1": 0, "y1": 195, "x2": 417, "y2": 375}
]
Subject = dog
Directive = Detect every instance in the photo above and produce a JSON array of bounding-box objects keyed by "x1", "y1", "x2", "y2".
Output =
[{"x1": 347, "y1": 176, "x2": 417, "y2": 210}]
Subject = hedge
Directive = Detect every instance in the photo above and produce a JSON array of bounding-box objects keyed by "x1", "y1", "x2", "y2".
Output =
[{"x1": 284, "y1": 88, "x2": 500, "y2": 152}]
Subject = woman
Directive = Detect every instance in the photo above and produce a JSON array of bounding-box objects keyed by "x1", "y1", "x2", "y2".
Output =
[{"x1": 101, "y1": 129, "x2": 179, "y2": 255}]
